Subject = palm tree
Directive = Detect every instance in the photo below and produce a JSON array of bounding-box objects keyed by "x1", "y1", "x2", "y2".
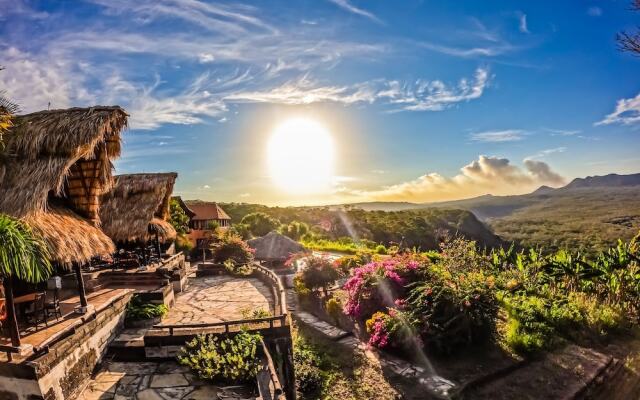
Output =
[{"x1": 0, "y1": 214, "x2": 52, "y2": 346}]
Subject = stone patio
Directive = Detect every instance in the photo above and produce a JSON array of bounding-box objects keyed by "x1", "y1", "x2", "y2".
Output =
[
  {"x1": 79, "y1": 360, "x2": 256, "y2": 400},
  {"x1": 162, "y1": 276, "x2": 274, "y2": 325}
]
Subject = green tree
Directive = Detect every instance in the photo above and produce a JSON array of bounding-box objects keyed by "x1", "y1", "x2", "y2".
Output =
[
  {"x1": 0, "y1": 214, "x2": 52, "y2": 282},
  {"x1": 298, "y1": 256, "x2": 341, "y2": 296},
  {"x1": 240, "y1": 212, "x2": 280, "y2": 237},
  {"x1": 169, "y1": 198, "x2": 189, "y2": 234},
  {"x1": 280, "y1": 221, "x2": 309, "y2": 241},
  {"x1": 0, "y1": 214, "x2": 52, "y2": 346}
]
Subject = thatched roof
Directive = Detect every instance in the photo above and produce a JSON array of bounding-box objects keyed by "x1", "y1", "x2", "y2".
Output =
[
  {"x1": 0, "y1": 106, "x2": 128, "y2": 265},
  {"x1": 100, "y1": 173, "x2": 178, "y2": 243},
  {"x1": 24, "y1": 205, "x2": 116, "y2": 265},
  {"x1": 247, "y1": 231, "x2": 306, "y2": 261},
  {"x1": 0, "y1": 106, "x2": 128, "y2": 220}
]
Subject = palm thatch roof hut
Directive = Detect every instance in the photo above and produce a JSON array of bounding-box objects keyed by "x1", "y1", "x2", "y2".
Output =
[
  {"x1": 100, "y1": 173, "x2": 178, "y2": 244},
  {"x1": 247, "y1": 231, "x2": 306, "y2": 263},
  {"x1": 0, "y1": 106, "x2": 128, "y2": 265}
]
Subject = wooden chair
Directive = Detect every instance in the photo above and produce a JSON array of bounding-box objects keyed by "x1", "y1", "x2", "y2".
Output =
[
  {"x1": 24, "y1": 293, "x2": 48, "y2": 330},
  {"x1": 45, "y1": 289, "x2": 62, "y2": 321}
]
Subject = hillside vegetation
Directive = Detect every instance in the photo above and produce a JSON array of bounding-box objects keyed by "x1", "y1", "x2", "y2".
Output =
[
  {"x1": 489, "y1": 187, "x2": 640, "y2": 252},
  {"x1": 220, "y1": 203, "x2": 501, "y2": 250}
]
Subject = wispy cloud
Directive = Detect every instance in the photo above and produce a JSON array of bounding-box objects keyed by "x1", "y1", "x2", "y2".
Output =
[
  {"x1": 226, "y1": 68, "x2": 491, "y2": 112},
  {"x1": 327, "y1": 0, "x2": 382, "y2": 24},
  {"x1": 469, "y1": 129, "x2": 526, "y2": 142},
  {"x1": 597, "y1": 92, "x2": 640, "y2": 126},
  {"x1": 527, "y1": 147, "x2": 567, "y2": 159},
  {"x1": 545, "y1": 128, "x2": 581, "y2": 136},
  {"x1": 517, "y1": 12, "x2": 529, "y2": 34},
  {"x1": 587, "y1": 6, "x2": 603, "y2": 17},
  {"x1": 338, "y1": 155, "x2": 565, "y2": 202},
  {"x1": 417, "y1": 18, "x2": 521, "y2": 58}
]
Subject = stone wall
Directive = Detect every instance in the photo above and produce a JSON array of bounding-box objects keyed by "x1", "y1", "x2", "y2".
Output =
[{"x1": 0, "y1": 292, "x2": 132, "y2": 400}]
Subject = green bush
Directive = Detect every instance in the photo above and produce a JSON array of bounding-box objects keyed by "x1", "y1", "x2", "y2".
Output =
[
  {"x1": 224, "y1": 259, "x2": 253, "y2": 276},
  {"x1": 325, "y1": 297, "x2": 343, "y2": 322},
  {"x1": 210, "y1": 234, "x2": 254, "y2": 266},
  {"x1": 178, "y1": 331, "x2": 262, "y2": 383},
  {"x1": 126, "y1": 296, "x2": 168, "y2": 321},
  {"x1": 240, "y1": 307, "x2": 272, "y2": 319},
  {"x1": 293, "y1": 332, "x2": 323, "y2": 394}
]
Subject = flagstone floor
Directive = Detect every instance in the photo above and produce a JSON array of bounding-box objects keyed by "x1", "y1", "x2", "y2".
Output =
[
  {"x1": 161, "y1": 276, "x2": 274, "y2": 325},
  {"x1": 78, "y1": 360, "x2": 256, "y2": 400}
]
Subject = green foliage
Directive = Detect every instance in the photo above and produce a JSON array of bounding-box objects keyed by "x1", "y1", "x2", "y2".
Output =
[
  {"x1": 178, "y1": 331, "x2": 262, "y2": 383},
  {"x1": 0, "y1": 213, "x2": 52, "y2": 283},
  {"x1": 240, "y1": 212, "x2": 280, "y2": 237},
  {"x1": 210, "y1": 234, "x2": 254, "y2": 266},
  {"x1": 301, "y1": 236, "x2": 389, "y2": 255},
  {"x1": 488, "y1": 187, "x2": 640, "y2": 253},
  {"x1": 221, "y1": 202, "x2": 499, "y2": 251},
  {"x1": 175, "y1": 233, "x2": 194, "y2": 253},
  {"x1": 240, "y1": 307, "x2": 271, "y2": 319},
  {"x1": 404, "y1": 265, "x2": 499, "y2": 353},
  {"x1": 126, "y1": 296, "x2": 168, "y2": 321},
  {"x1": 169, "y1": 199, "x2": 190, "y2": 234},
  {"x1": 228, "y1": 223, "x2": 251, "y2": 240},
  {"x1": 325, "y1": 297, "x2": 343, "y2": 322},
  {"x1": 293, "y1": 275, "x2": 311, "y2": 297},
  {"x1": 297, "y1": 256, "x2": 341, "y2": 296},
  {"x1": 293, "y1": 331, "x2": 323, "y2": 394},
  {"x1": 280, "y1": 221, "x2": 310, "y2": 241},
  {"x1": 223, "y1": 259, "x2": 252, "y2": 276}
]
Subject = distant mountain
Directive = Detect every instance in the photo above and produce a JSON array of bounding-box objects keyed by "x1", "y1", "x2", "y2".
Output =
[
  {"x1": 532, "y1": 185, "x2": 555, "y2": 195},
  {"x1": 337, "y1": 172, "x2": 640, "y2": 252},
  {"x1": 562, "y1": 173, "x2": 640, "y2": 190}
]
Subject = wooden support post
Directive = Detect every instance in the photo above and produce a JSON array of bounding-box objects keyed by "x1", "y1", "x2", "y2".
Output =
[
  {"x1": 155, "y1": 231, "x2": 162, "y2": 259},
  {"x1": 74, "y1": 263, "x2": 88, "y2": 308},
  {"x1": 2, "y1": 277, "x2": 21, "y2": 347}
]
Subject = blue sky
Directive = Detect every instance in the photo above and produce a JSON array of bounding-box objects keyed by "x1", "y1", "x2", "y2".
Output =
[{"x1": 2, "y1": 0, "x2": 640, "y2": 205}]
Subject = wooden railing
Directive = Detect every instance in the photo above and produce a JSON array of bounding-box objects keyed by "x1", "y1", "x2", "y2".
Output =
[
  {"x1": 257, "y1": 338, "x2": 285, "y2": 400},
  {"x1": 152, "y1": 263, "x2": 288, "y2": 336}
]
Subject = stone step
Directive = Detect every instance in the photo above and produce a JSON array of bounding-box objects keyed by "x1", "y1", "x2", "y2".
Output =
[
  {"x1": 293, "y1": 311, "x2": 351, "y2": 341},
  {"x1": 107, "y1": 328, "x2": 148, "y2": 361}
]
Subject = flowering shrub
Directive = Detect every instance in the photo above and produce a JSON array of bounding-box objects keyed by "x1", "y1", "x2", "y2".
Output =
[
  {"x1": 210, "y1": 234, "x2": 255, "y2": 266},
  {"x1": 404, "y1": 268, "x2": 498, "y2": 353},
  {"x1": 297, "y1": 256, "x2": 342, "y2": 296},
  {"x1": 343, "y1": 253, "x2": 429, "y2": 319},
  {"x1": 365, "y1": 311, "x2": 392, "y2": 348}
]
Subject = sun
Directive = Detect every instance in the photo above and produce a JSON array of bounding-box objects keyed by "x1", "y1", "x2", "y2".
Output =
[{"x1": 267, "y1": 118, "x2": 335, "y2": 194}]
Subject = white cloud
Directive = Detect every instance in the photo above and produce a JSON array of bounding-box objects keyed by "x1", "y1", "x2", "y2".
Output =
[
  {"x1": 0, "y1": 46, "x2": 93, "y2": 111},
  {"x1": 597, "y1": 92, "x2": 640, "y2": 126},
  {"x1": 546, "y1": 128, "x2": 581, "y2": 136},
  {"x1": 227, "y1": 68, "x2": 490, "y2": 112},
  {"x1": 239, "y1": 192, "x2": 251, "y2": 198},
  {"x1": 198, "y1": 53, "x2": 215, "y2": 63},
  {"x1": 516, "y1": 12, "x2": 529, "y2": 33},
  {"x1": 327, "y1": 0, "x2": 382, "y2": 24},
  {"x1": 470, "y1": 129, "x2": 526, "y2": 142},
  {"x1": 527, "y1": 147, "x2": 567, "y2": 159},
  {"x1": 339, "y1": 155, "x2": 565, "y2": 202},
  {"x1": 371, "y1": 169, "x2": 386, "y2": 174}
]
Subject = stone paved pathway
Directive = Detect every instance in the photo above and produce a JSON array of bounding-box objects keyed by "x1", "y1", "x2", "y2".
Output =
[
  {"x1": 79, "y1": 360, "x2": 257, "y2": 400},
  {"x1": 163, "y1": 276, "x2": 274, "y2": 325}
]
